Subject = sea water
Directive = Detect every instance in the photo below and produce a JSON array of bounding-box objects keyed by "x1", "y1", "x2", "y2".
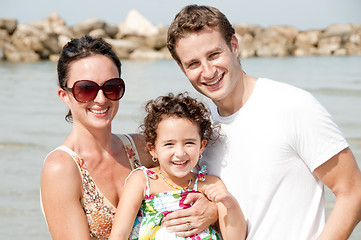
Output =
[{"x1": 0, "y1": 56, "x2": 360, "y2": 239}]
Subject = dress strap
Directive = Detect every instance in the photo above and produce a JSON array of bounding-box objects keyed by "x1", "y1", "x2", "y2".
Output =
[
  {"x1": 193, "y1": 165, "x2": 207, "y2": 191},
  {"x1": 117, "y1": 134, "x2": 141, "y2": 170},
  {"x1": 126, "y1": 166, "x2": 152, "y2": 197},
  {"x1": 55, "y1": 146, "x2": 83, "y2": 172}
]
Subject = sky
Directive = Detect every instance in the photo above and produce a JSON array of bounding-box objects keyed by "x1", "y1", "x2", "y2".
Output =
[{"x1": 1, "y1": 0, "x2": 361, "y2": 31}]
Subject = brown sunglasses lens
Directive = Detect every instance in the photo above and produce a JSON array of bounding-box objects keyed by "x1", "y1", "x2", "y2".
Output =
[
  {"x1": 102, "y1": 78, "x2": 125, "y2": 100},
  {"x1": 72, "y1": 78, "x2": 125, "y2": 102}
]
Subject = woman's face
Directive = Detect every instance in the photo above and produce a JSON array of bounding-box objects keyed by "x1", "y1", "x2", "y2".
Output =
[{"x1": 59, "y1": 54, "x2": 120, "y2": 131}]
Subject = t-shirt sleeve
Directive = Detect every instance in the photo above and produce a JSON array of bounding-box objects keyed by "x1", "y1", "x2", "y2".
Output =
[{"x1": 289, "y1": 91, "x2": 348, "y2": 172}]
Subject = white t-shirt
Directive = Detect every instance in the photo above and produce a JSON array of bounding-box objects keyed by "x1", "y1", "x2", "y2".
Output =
[{"x1": 201, "y1": 78, "x2": 348, "y2": 240}]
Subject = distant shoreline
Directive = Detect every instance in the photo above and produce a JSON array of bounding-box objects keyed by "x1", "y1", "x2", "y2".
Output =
[{"x1": 1, "y1": 10, "x2": 360, "y2": 62}]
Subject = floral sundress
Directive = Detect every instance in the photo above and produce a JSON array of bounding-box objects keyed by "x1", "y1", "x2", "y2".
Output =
[{"x1": 129, "y1": 166, "x2": 222, "y2": 240}]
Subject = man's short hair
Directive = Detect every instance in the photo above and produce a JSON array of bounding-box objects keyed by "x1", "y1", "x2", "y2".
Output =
[{"x1": 167, "y1": 4, "x2": 235, "y2": 63}]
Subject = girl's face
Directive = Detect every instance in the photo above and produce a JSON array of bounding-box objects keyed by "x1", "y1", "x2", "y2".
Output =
[
  {"x1": 58, "y1": 54, "x2": 120, "y2": 131},
  {"x1": 149, "y1": 116, "x2": 207, "y2": 181}
]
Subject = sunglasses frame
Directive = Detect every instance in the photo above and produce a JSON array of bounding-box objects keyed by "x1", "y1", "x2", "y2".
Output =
[{"x1": 63, "y1": 78, "x2": 125, "y2": 103}]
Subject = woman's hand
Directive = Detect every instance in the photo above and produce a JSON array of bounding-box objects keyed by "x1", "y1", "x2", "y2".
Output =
[{"x1": 161, "y1": 192, "x2": 218, "y2": 238}]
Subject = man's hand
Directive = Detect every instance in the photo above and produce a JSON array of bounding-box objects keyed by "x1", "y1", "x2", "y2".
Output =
[{"x1": 162, "y1": 192, "x2": 218, "y2": 237}]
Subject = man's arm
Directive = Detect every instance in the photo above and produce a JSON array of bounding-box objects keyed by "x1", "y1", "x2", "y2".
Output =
[
  {"x1": 162, "y1": 192, "x2": 218, "y2": 238},
  {"x1": 314, "y1": 147, "x2": 361, "y2": 240}
]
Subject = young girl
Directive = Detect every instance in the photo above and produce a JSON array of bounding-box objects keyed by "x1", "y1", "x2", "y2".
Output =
[{"x1": 109, "y1": 92, "x2": 247, "y2": 240}]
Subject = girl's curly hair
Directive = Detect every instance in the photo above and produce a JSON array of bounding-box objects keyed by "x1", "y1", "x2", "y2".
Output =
[{"x1": 140, "y1": 92, "x2": 219, "y2": 147}]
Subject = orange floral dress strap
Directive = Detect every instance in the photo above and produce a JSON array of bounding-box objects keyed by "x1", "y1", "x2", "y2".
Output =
[{"x1": 117, "y1": 134, "x2": 142, "y2": 169}]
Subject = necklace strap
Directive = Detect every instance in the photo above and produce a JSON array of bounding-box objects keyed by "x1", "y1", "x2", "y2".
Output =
[{"x1": 158, "y1": 170, "x2": 192, "y2": 191}]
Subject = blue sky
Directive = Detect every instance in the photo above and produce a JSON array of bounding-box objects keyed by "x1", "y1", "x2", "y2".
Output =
[{"x1": 1, "y1": 0, "x2": 360, "y2": 31}]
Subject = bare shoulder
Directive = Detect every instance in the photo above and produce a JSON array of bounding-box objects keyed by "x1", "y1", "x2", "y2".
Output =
[
  {"x1": 124, "y1": 168, "x2": 148, "y2": 191},
  {"x1": 128, "y1": 168, "x2": 146, "y2": 179},
  {"x1": 203, "y1": 174, "x2": 222, "y2": 184},
  {"x1": 41, "y1": 148, "x2": 83, "y2": 204},
  {"x1": 41, "y1": 149, "x2": 80, "y2": 183}
]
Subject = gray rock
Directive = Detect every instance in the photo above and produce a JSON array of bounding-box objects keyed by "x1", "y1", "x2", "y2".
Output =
[
  {"x1": 293, "y1": 46, "x2": 318, "y2": 56},
  {"x1": 0, "y1": 29, "x2": 10, "y2": 43},
  {"x1": 237, "y1": 33, "x2": 256, "y2": 58},
  {"x1": 1, "y1": 11, "x2": 360, "y2": 61},
  {"x1": 72, "y1": 18, "x2": 106, "y2": 37},
  {"x1": 295, "y1": 30, "x2": 321, "y2": 47},
  {"x1": 144, "y1": 25, "x2": 167, "y2": 50},
  {"x1": 322, "y1": 24, "x2": 352, "y2": 40},
  {"x1": 119, "y1": 9, "x2": 159, "y2": 37},
  {"x1": 344, "y1": 42, "x2": 361, "y2": 55},
  {"x1": 89, "y1": 28, "x2": 109, "y2": 39},
  {"x1": 104, "y1": 23, "x2": 118, "y2": 38},
  {"x1": 3, "y1": 43, "x2": 40, "y2": 62},
  {"x1": 0, "y1": 18, "x2": 18, "y2": 35},
  {"x1": 104, "y1": 38, "x2": 141, "y2": 59},
  {"x1": 317, "y1": 36, "x2": 342, "y2": 55},
  {"x1": 129, "y1": 47, "x2": 164, "y2": 60}
]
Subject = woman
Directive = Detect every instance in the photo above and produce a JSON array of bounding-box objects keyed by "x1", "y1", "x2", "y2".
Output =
[{"x1": 40, "y1": 35, "x2": 216, "y2": 239}]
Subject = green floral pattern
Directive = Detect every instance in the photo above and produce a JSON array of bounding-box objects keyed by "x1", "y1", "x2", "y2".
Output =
[{"x1": 129, "y1": 166, "x2": 222, "y2": 240}]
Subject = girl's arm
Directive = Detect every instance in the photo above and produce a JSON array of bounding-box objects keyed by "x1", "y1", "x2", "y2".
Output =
[
  {"x1": 40, "y1": 150, "x2": 91, "y2": 240},
  {"x1": 203, "y1": 176, "x2": 247, "y2": 240},
  {"x1": 108, "y1": 170, "x2": 146, "y2": 240}
]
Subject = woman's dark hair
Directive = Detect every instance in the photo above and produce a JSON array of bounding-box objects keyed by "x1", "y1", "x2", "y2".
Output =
[
  {"x1": 57, "y1": 35, "x2": 121, "y2": 122},
  {"x1": 141, "y1": 92, "x2": 219, "y2": 148}
]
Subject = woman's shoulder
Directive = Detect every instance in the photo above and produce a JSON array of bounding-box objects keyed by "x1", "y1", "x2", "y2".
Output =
[
  {"x1": 42, "y1": 147, "x2": 80, "y2": 180},
  {"x1": 41, "y1": 147, "x2": 83, "y2": 210}
]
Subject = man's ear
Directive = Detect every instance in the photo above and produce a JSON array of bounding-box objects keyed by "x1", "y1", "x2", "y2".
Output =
[{"x1": 230, "y1": 34, "x2": 239, "y2": 56}]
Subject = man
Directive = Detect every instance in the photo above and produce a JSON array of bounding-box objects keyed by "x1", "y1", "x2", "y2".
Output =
[{"x1": 166, "y1": 4, "x2": 361, "y2": 240}]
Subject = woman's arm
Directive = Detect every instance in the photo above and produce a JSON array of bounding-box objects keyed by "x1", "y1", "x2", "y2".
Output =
[
  {"x1": 40, "y1": 151, "x2": 91, "y2": 240},
  {"x1": 108, "y1": 170, "x2": 146, "y2": 240},
  {"x1": 203, "y1": 176, "x2": 247, "y2": 240}
]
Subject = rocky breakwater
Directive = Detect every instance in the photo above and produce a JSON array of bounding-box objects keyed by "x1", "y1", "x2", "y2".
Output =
[{"x1": 0, "y1": 10, "x2": 361, "y2": 62}]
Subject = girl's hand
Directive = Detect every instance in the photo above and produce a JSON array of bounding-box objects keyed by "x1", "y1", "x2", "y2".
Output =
[{"x1": 203, "y1": 180, "x2": 238, "y2": 209}]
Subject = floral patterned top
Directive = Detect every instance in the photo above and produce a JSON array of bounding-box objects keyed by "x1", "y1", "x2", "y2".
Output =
[
  {"x1": 129, "y1": 166, "x2": 222, "y2": 240},
  {"x1": 42, "y1": 134, "x2": 141, "y2": 239}
]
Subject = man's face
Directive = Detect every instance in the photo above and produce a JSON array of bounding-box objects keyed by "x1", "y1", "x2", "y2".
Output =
[{"x1": 175, "y1": 26, "x2": 241, "y2": 104}]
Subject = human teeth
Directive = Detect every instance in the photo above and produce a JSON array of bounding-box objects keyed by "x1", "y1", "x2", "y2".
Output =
[
  {"x1": 91, "y1": 109, "x2": 107, "y2": 114},
  {"x1": 205, "y1": 76, "x2": 221, "y2": 86},
  {"x1": 173, "y1": 161, "x2": 187, "y2": 165}
]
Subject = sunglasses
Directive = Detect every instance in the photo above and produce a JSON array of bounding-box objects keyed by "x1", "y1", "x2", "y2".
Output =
[{"x1": 64, "y1": 78, "x2": 125, "y2": 103}]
